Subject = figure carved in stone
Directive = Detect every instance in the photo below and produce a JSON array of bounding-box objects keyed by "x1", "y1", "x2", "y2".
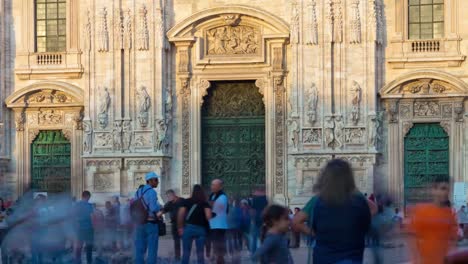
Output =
[
  {"x1": 350, "y1": 81, "x2": 362, "y2": 124},
  {"x1": 386, "y1": 101, "x2": 398, "y2": 123},
  {"x1": 324, "y1": 117, "x2": 335, "y2": 147},
  {"x1": 15, "y1": 111, "x2": 26, "y2": 131},
  {"x1": 344, "y1": 128, "x2": 365, "y2": 144},
  {"x1": 307, "y1": 83, "x2": 319, "y2": 124},
  {"x1": 83, "y1": 121, "x2": 93, "y2": 154},
  {"x1": 137, "y1": 5, "x2": 149, "y2": 51},
  {"x1": 165, "y1": 86, "x2": 173, "y2": 120},
  {"x1": 368, "y1": 115, "x2": 377, "y2": 149},
  {"x1": 135, "y1": 135, "x2": 146, "y2": 147},
  {"x1": 38, "y1": 110, "x2": 62, "y2": 125},
  {"x1": 207, "y1": 26, "x2": 258, "y2": 55},
  {"x1": 94, "y1": 174, "x2": 112, "y2": 191},
  {"x1": 414, "y1": 101, "x2": 440, "y2": 117},
  {"x1": 334, "y1": 115, "x2": 344, "y2": 148},
  {"x1": 290, "y1": 0, "x2": 300, "y2": 44},
  {"x1": 302, "y1": 129, "x2": 322, "y2": 144},
  {"x1": 350, "y1": 0, "x2": 361, "y2": 44},
  {"x1": 95, "y1": 133, "x2": 113, "y2": 147},
  {"x1": 454, "y1": 101, "x2": 464, "y2": 122},
  {"x1": 222, "y1": 14, "x2": 241, "y2": 26},
  {"x1": 306, "y1": 0, "x2": 319, "y2": 45},
  {"x1": 137, "y1": 86, "x2": 151, "y2": 128},
  {"x1": 122, "y1": 121, "x2": 132, "y2": 152},
  {"x1": 156, "y1": 119, "x2": 168, "y2": 153},
  {"x1": 98, "y1": 87, "x2": 111, "y2": 129},
  {"x1": 113, "y1": 121, "x2": 122, "y2": 151},
  {"x1": 97, "y1": 8, "x2": 109, "y2": 52},
  {"x1": 288, "y1": 119, "x2": 300, "y2": 150}
]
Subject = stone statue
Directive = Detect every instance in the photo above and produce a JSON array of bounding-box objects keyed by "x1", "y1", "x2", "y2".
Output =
[
  {"x1": 324, "y1": 116, "x2": 334, "y2": 147},
  {"x1": 122, "y1": 121, "x2": 132, "y2": 152},
  {"x1": 156, "y1": 119, "x2": 168, "y2": 153},
  {"x1": 350, "y1": 81, "x2": 362, "y2": 124},
  {"x1": 307, "y1": 83, "x2": 319, "y2": 124},
  {"x1": 334, "y1": 115, "x2": 344, "y2": 148},
  {"x1": 98, "y1": 87, "x2": 111, "y2": 128},
  {"x1": 289, "y1": 119, "x2": 300, "y2": 150},
  {"x1": 137, "y1": 86, "x2": 151, "y2": 127},
  {"x1": 165, "y1": 87, "x2": 173, "y2": 119},
  {"x1": 83, "y1": 121, "x2": 93, "y2": 154},
  {"x1": 368, "y1": 115, "x2": 377, "y2": 149},
  {"x1": 290, "y1": 1, "x2": 300, "y2": 44},
  {"x1": 112, "y1": 121, "x2": 122, "y2": 151}
]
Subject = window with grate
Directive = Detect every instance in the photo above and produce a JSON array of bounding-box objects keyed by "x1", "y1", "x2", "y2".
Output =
[
  {"x1": 35, "y1": 0, "x2": 66, "y2": 52},
  {"x1": 408, "y1": 0, "x2": 444, "y2": 40}
]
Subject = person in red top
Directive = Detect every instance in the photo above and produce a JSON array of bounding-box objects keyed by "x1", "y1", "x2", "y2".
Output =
[{"x1": 408, "y1": 176, "x2": 458, "y2": 264}]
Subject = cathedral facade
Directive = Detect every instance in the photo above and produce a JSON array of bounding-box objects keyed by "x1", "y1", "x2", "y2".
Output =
[{"x1": 0, "y1": 0, "x2": 467, "y2": 208}]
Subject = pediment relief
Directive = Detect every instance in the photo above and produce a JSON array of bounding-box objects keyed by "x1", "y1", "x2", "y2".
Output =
[
  {"x1": 205, "y1": 24, "x2": 260, "y2": 56},
  {"x1": 386, "y1": 79, "x2": 465, "y2": 97},
  {"x1": 8, "y1": 89, "x2": 81, "y2": 107}
]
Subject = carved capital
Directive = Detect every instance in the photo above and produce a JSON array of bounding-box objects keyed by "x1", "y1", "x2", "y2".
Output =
[
  {"x1": 199, "y1": 80, "x2": 211, "y2": 106},
  {"x1": 15, "y1": 111, "x2": 26, "y2": 131},
  {"x1": 178, "y1": 49, "x2": 189, "y2": 73},
  {"x1": 179, "y1": 78, "x2": 191, "y2": 96},
  {"x1": 62, "y1": 129, "x2": 73, "y2": 141},
  {"x1": 385, "y1": 100, "x2": 399, "y2": 123},
  {"x1": 274, "y1": 76, "x2": 285, "y2": 93},
  {"x1": 454, "y1": 101, "x2": 464, "y2": 122},
  {"x1": 28, "y1": 129, "x2": 40, "y2": 144},
  {"x1": 402, "y1": 121, "x2": 414, "y2": 136},
  {"x1": 440, "y1": 121, "x2": 451, "y2": 134},
  {"x1": 74, "y1": 110, "x2": 84, "y2": 130}
]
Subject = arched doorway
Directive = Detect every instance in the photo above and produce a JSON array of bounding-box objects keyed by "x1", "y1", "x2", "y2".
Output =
[
  {"x1": 201, "y1": 81, "x2": 265, "y2": 198},
  {"x1": 404, "y1": 123, "x2": 449, "y2": 205},
  {"x1": 31, "y1": 130, "x2": 71, "y2": 193}
]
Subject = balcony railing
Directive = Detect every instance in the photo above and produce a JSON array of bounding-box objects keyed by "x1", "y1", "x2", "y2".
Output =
[
  {"x1": 410, "y1": 40, "x2": 441, "y2": 53},
  {"x1": 36, "y1": 53, "x2": 63, "y2": 65}
]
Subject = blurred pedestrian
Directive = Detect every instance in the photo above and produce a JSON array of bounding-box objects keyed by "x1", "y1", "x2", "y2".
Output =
[
  {"x1": 104, "y1": 201, "x2": 118, "y2": 250},
  {"x1": 73, "y1": 191, "x2": 94, "y2": 264},
  {"x1": 392, "y1": 207, "x2": 403, "y2": 229},
  {"x1": 91, "y1": 203, "x2": 105, "y2": 258},
  {"x1": 178, "y1": 184, "x2": 213, "y2": 264},
  {"x1": 251, "y1": 204, "x2": 293, "y2": 264},
  {"x1": 249, "y1": 187, "x2": 268, "y2": 254},
  {"x1": 457, "y1": 205, "x2": 468, "y2": 239},
  {"x1": 31, "y1": 194, "x2": 48, "y2": 264},
  {"x1": 293, "y1": 159, "x2": 377, "y2": 264},
  {"x1": 158, "y1": 189, "x2": 185, "y2": 261},
  {"x1": 239, "y1": 199, "x2": 251, "y2": 250},
  {"x1": 206, "y1": 179, "x2": 228, "y2": 264},
  {"x1": 133, "y1": 172, "x2": 161, "y2": 264},
  {"x1": 226, "y1": 198, "x2": 242, "y2": 260},
  {"x1": 408, "y1": 176, "x2": 458, "y2": 264},
  {"x1": 290, "y1": 208, "x2": 301, "y2": 248}
]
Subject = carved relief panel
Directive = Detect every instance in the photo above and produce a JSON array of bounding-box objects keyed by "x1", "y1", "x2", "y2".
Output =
[
  {"x1": 85, "y1": 159, "x2": 121, "y2": 193},
  {"x1": 293, "y1": 156, "x2": 332, "y2": 196}
]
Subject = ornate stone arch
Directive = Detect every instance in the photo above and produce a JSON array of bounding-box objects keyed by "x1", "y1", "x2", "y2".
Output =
[
  {"x1": 379, "y1": 70, "x2": 468, "y2": 208},
  {"x1": 168, "y1": 6, "x2": 289, "y2": 203},
  {"x1": 5, "y1": 81, "x2": 84, "y2": 197}
]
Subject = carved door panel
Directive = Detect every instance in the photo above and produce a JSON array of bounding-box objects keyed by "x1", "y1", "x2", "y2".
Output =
[
  {"x1": 31, "y1": 130, "x2": 71, "y2": 193},
  {"x1": 404, "y1": 123, "x2": 449, "y2": 205},
  {"x1": 202, "y1": 81, "x2": 265, "y2": 198}
]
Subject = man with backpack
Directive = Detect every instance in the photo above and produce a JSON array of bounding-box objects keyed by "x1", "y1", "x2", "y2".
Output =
[
  {"x1": 207, "y1": 179, "x2": 229, "y2": 264},
  {"x1": 131, "y1": 172, "x2": 161, "y2": 264}
]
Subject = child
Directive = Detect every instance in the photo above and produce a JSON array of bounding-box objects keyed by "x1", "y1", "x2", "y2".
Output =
[{"x1": 251, "y1": 205, "x2": 294, "y2": 264}]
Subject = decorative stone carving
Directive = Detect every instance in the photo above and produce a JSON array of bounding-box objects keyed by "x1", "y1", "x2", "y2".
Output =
[
  {"x1": 454, "y1": 101, "x2": 464, "y2": 122},
  {"x1": 94, "y1": 173, "x2": 113, "y2": 191},
  {"x1": 124, "y1": 9, "x2": 132, "y2": 49},
  {"x1": 400, "y1": 104, "x2": 412, "y2": 119},
  {"x1": 206, "y1": 25, "x2": 259, "y2": 55},
  {"x1": 288, "y1": 119, "x2": 300, "y2": 150},
  {"x1": 98, "y1": 87, "x2": 111, "y2": 129},
  {"x1": 255, "y1": 79, "x2": 266, "y2": 104},
  {"x1": 116, "y1": 10, "x2": 125, "y2": 50},
  {"x1": 15, "y1": 111, "x2": 26, "y2": 131},
  {"x1": 137, "y1": 5, "x2": 149, "y2": 51},
  {"x1": 442, "y1": 104, "x2": 453, "y2": 118},
  {"x1": 28, "y1": 129, "x2": 40, "y2": 144},
  {"x1": 26, "y1": 90, "x2": 72, "y2": 104},
  {"x1": 62, "y1": 129, "x2": 73, "y2": 141},
  {"x1": 344, "y1": 128, "x2": 365, "y2": 144},
  {"x1": 134, "y1": 134, "x2": 151, "y2": 147},
  {"x1": 180, "y1": 78, "x2": 191, "y2": 195},
  {"x1": 369, "y1": 0, "x2": 383, "y2": 44},
  {"x1": 137, "y1": 86, "x2": 151, "y2": 128},
  {"x1": 349, "y1": 0, "x2": 361, "y2": 44},
  {"x1": 97, "y1": 8, "x2": 109, "y2": 52},
  {"x1": 125, "y1": 158, "x2": 161, "y2": 168},
  {"x1": 38, "y1": 109, "x2": 62, "y2": 125},
  {"x1": 155, "y1": 119, "x2": 168, "y2": 153},
  {"x1": 165, "y1": 86, "x2": 173, "y2": 120},
  {"x1": 402, "y1": 80, "x2": 451, "y2": 95},
  {"x1": 327, "y1": 0, "x2": 343, "y2": 43},
  {"x1": 83, "y1": 121, "x2": 93, "y2": 154},
  {"x1": 199, "y1": 80, "x2": 211, "y2": 106},
  {"x1": 305, "y1": 0, "x2": 319, "y2": 45},
  {"x1": 273, "y1": 47, "x2": 283, "y2": 71},
  {"x1": 334, "y1": 115, "x2": 344, "y2": 148},
  {"x1": 274, "y1": 76, "x2": 286, "y2": 194},
  {"x1": 350, "y1": 81, "x2": 362, "y2": 124},
  {"x1": 290, "y1": 0, "x2": 300, "y2": 44},
  {"x1": 179, "y1": 50, "x2": 189, "y2": 73},
  {"x1": 122, "y1": 121, "x2": 132, "y2": 152},
  {"x1": 302, "y1": 128, "x2": 322, "y2": 145},
  {"x1": 414, "y1": 101, "x2": 440, "y2": 117},
  {"x1": 386, "y1": 100, "x2": 399, "y2": 123},
  {"x1": 84, "y1": 10, "x2": 92, "y2": 51},
  {"x1": 94, "y1": 132, "x2": 113, "y2": 148},
  {"x1": 86, "y1": 159, "x2": 121, "y2": 168},
  {"x1": 440, "y1": 121, "x2": 451, "y2": 134},
  {"x1": 324, "y1": 116, "x2": 335, "y2": 147},
  {"x1": 307, "y1": 83, "x2": 319, "y2": 124},
  {"x1": 155, "y1": 4, "x2": 165, "y2": 49},
  {"x1": 112, "y1": 121, "x2": 122, "y2": 151},
  {"x1": 368, "y1": 115, "x2": 377, "y2": 149},
  {"x1": 294, "y1": 156, "x2": 332, "y2": 195},
  {"x1": 402, "y1": 121, "x2": 414, "y2": 136},
  {"x1": 73, "y1": 110, "x2": 84, "y2": 130},
  {"x1": 222, "y1": 14, "x2": 241, "y2": 26}
]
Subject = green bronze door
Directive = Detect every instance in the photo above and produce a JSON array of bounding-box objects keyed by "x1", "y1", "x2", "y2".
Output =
[
  {"x1": 404, "y1": 123, "x2": 449, "y2": 205},
  {"x1": 202, "y1": 81, "x2": 265, "y2": 198},
  {"x1": 31, "y1": 130, "x2": 71, "y2": 193}
]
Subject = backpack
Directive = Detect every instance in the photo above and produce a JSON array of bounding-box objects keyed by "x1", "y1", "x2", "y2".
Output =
[{"x1": 130, "y1": 187, "x2": 151, "y2": 225}]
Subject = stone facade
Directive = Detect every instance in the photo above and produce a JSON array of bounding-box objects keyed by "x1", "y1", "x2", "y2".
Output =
[{"x1": 0, "y1": 0, "x2": 466, "y2": 207}]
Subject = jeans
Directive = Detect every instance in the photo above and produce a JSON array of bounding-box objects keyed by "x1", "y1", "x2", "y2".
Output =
[
  {"x1": 249, "y1": 224, "x2": 260, "y2": 254},
  {"x1": 182, "y1": 224, "x2": 206, "y2": 264},
  {"x1": 74, "y1": 228, "x2": 94, "y2": 264},
  {"x1": 171, "y1": 224, "x2": 181, "y2": 259},
  {"x1": 335, "y1": 260, "x2": 362, "y2": 264},
  {"x1": 134, "y1": 222, "x2": 159, "y2": 264},
  {"x1": 210, "y1": 229, "x2": 226, "y2": 264}
]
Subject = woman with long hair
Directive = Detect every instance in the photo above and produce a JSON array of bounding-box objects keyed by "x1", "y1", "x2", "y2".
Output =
[
  {"x1": 293, "y1": 159, "x2": 377, "y2": 264},
  {"x1": 178, "y1": 184, "x2": 213, "y2": 264}
]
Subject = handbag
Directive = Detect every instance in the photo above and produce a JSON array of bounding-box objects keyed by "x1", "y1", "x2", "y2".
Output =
[{"x1": 157, "y1": 218, "x2": 166, "y2": 236}]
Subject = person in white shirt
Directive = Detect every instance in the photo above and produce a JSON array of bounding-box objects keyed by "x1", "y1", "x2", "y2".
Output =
[{"x1": 207, "y1": 179, "x2": 228, "y2": 264}]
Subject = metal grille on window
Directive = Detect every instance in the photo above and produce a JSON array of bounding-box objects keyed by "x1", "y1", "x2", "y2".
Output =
[
  {"x1": 35, "y1": 0, "x2": 66, "y2": 52},
  {"x1": 408, "y1": 0, "x2": 444, "y2": 40}
]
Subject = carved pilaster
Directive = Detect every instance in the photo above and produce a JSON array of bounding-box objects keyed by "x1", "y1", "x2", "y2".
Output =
[
  {"x1": 180, "y1": 78, "x2": 191, "y2": 195},
  {"x1": 137, "y1": 5, "x2": 149, "y2": 51},
  {"x1": 349, "y1": 0, "x2": 361, "y2": 44},
  {"x1": 272, "y1": 47, "x2": 283, "y2": 71},
  {"x1": 97, "y1": 7, "x2": 109, "y2": 52},
  {"x1": 305, "y1": 0, "x2": 319, "y2": 45},
  {"x1": 178, "y1": 50, "x2": 189, "y2": 73},
  {"x1": 274, "y1": 76, "x2": 286, "y2": 195}
]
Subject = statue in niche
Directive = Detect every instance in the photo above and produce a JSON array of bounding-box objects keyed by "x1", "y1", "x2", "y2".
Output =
[
  {"x1": 307, "y1": 83, "x2": 319, "y2": 124},
  {"x1": 83, "y1": 121, "x2": 93, "y2": 154},
  {"x1": 98, "y1": 87, "x2": 111, "y2": 128},
  {"x1": 122, "y1": 121, "x2": 132, "y2": 152},
  {"x1": 288, "y1": 119, "x2": 300, "y2": 150},
  {"x1": 350, "y1": 81, "x2": 362, "y2": 124},
  {"x1": 113, "y1": 121, "x2": 122, "y2": 151},
  {"x1": 324, "y1": 116, "x2": 335, "y2": 147},
  {"x1": 156, "y1": 119, "x2": 168, "y2": 153},
  {"x1": 137, "y1": 86, "x2": 151, "y2": 127}
]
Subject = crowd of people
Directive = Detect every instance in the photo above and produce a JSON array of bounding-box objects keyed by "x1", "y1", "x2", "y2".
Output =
[{"x1": 0, "y1": 158, "x2": 467, "y2": 263}]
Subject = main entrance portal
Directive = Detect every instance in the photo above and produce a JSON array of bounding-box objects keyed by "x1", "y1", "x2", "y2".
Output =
[
  {"x1": 201, "y1": 81, "x2": 265, "y2": 198},
  {"x1": 31, "y1": 130, "x2": 71, "y2": 193},
  {"x1": 404, "y1": 123, "x2": 449, "y2": 205}
]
